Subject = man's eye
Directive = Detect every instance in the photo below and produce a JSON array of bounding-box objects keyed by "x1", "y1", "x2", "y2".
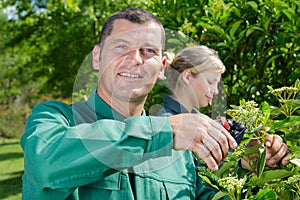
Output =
[
  {"x1": 115, "y1": 44, "x2": 128, "y2": 49},
  {"x1": 140, "y1": 48, "x2": 156, "y2": 55}
]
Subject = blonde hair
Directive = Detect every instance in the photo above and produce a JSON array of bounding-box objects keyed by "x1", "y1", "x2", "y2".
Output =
[{"x1": 166, "y1": 45, "x2": 225, "y2": 90}]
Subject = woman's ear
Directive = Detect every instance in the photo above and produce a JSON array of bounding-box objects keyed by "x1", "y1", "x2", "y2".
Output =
[
  {"x1": 92, "y1": 45, "x2": 101, "y2": 70},
  {"x1": 157, "y1": 57, "x2": 167, "y2": 81},
  {"x1": 181, "y1": 69, "x2": 192, "y2": 84}
]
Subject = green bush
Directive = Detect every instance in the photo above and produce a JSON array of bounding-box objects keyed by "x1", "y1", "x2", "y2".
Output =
[
  {"x1": 0, "y1": 104, "x2": 31, "y2": 138},
  {"x1": 149, "y1": 0, "x2": 300, "y2": 108}
]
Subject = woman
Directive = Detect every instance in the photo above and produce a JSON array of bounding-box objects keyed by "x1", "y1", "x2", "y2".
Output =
[
  {"x1": 157, "y1": 45, "x2": 290, "y2": 169},
  {"x1": 157, "y1": 45, "x2": 224, "y2": 116}
]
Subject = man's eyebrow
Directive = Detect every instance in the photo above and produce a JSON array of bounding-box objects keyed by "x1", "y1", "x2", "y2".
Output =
[
  {"x1": 142, "y1": 42, "x2": 162, "y2": 49},
  {"x1": 110, "y1": 38, "x2": 162, "y2": 50},
  {"x1": 111, "y1": 38, "x2": 130, "y2": 44}
]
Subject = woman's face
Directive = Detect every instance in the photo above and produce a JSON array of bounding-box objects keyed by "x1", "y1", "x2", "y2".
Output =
[{"x1": 189, "y1": 69, "x2": 221, "y2": 108}]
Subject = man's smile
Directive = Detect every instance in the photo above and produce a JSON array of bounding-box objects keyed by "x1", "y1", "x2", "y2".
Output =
[{"x1": 118, "y1": 72, "x2": 142, "y2": 78}]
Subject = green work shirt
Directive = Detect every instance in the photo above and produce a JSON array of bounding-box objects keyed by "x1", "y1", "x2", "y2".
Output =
[{"x1": 20, "y1": 90, "x2": 216, "y2": 200}]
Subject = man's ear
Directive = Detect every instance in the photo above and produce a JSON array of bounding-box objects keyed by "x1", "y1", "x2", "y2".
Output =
[
  {"x1": 157, "y1": 57, "x2": 167, "y2": 81},
  {"x1": 92, "y1": 45, "x2": 101, "y2": 70}
]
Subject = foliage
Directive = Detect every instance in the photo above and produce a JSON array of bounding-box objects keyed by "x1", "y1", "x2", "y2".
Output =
[
  {"x1": 198, "y1": 79, "x2": 300, "y2": 199},
  {"x1": 0, "y1": 104, "x2": 31, "y2": 138},
  {"x1": 148, "y1": 0, "x2": 300, "y2": 111}
]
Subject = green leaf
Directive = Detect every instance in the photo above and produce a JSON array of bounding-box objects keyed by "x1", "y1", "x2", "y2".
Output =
[
  {"x1": 285, "y1": 133, "x2": 300, "y2": 143},
  {"x1": 246, "y1": 26, "x2": 264, "y2": 37},
  {"x1": 260, "y1": 169, "x2": 293, "y2": 182},
  {"x1": 271, "y1": 116, "x2": 300, "y2": 129},
  {"x1": 263, "y1": 17, "x2": 272, "y2": 32},
  {"x1": 249, "y1": 189, "x2": 276, "y2": 200},
  {"x1": 230, "y1": 20, "x2": 243, "y2": 37},
  {"x1": 265, "y1": 54, "x2": 282, "y2": 67},
  {"x1": 282, "y1": 9, "x2": 294, "y2": 23},
  {"x1": 215, "y1": 161, "x2": 235, "y2": 177},
  {"x1": 256, "y1": 36, "x2": 265, "y2": 51},
  {"x1": 196, "y1": 22, "x2": 211, "y2": 29},
  {"x1": 197, "y1": 166, "x2": 220, "y2": 188},
  {"x1": 257, "y1": 147, "x2": 266, "y2": 178},
  {"x1": 198, "y1": 174, "x2": 220, "y2": 191},
  {"x1": 295, "y1": 79, "x2": 300, "y2": 89},
  {"x1": 212, "y1": 191, "x2": 228, "y2": 200},
  {"x1": 260, "y1": 101, "x2": 270, "y2": 125},
  {"x1": 249, "y1": 169, "x2": 293, "y2": 186},
  {"x1": 210, "y1": 25, "x2": 225, "y2": 35},
  {"x1": 246, "y1": 1, "x2": 258, "y2": 12}
]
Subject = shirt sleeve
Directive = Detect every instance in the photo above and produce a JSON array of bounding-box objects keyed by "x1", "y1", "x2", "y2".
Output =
[{"x1": 20, "y1": 101, "x2": 173, "y2": 190}]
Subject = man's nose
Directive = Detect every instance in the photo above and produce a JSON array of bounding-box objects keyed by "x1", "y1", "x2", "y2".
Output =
[{"x1": 126, "y1": 49, "x2": 144, "y2": 65}]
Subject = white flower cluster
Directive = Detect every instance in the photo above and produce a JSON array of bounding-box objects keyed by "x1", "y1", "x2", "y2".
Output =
[{"x1": 219, "y1": 176, "x2": 246, "y2": 193}]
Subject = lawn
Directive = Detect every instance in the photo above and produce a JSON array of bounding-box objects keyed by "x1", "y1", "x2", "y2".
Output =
[{"x1": 0, "y1": 137, "x2": 23, "y2": 200}]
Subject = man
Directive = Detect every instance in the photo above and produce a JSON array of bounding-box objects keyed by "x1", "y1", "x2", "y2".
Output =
[{"x1": 20, "y1": 8, "x2": 285, "y2": 200}]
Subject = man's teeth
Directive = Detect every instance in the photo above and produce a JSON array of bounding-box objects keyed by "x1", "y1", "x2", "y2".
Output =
[{"x1": 119, "y1": 72, "x2": 140, "y2": 78}]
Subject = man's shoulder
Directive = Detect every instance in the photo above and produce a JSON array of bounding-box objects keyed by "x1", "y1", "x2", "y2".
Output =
[
  {"x1": 33, "y1": 100, "x2": 73, "y2": 112},
  {"x1": 29, "y1": 100, "x2": 93, "y2": 125}
]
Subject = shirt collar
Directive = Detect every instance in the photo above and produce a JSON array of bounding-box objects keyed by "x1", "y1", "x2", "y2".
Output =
[{"x1": 86, "y1": 90, "x2": 145, "y2": 121}]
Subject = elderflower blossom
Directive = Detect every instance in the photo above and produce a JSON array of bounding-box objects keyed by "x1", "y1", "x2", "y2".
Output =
[
  {"x1": 283, "y1": 174, "x2": 300, "y2": 195},
  {"x1": 224, "y1": 146, "x2": 245, "y2": 162},
  {"x1": 269, "y1": 86, "x2": 299, "y2": 102},
  {"x1": 219, "y1": 176, "x2": 246, "y2": 196},
  {"x1": 285, "y1": 174, "x2": 300, "y2": 185},
  {"x1": 267, "y1": 84, "x2": 299, "y2": 116},
  {"x1": 277, "y1": 174, "x2": 300, "y2": 195},
  {"x1": 226, "y1": 100, "x2": 265, "y2": 132}
]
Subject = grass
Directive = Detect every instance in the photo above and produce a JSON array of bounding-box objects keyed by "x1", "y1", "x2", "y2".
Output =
[{"x1": 0, "y1": 137, "x2": 23, "y2": 200}]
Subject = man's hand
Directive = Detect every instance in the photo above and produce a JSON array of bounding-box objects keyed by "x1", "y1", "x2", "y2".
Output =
[
  {"x1": 264, "y1": 134, "x2": 292, "y2": 167},
  {"x1": 168, "y1": 113, "x2": 238, "y2": 171}
]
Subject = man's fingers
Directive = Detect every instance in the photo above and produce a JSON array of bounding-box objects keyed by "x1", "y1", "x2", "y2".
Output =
[
  {"x1": 206, "y1": 127, "x2": 228, "y2": 159},
  {"x1": 169, "y1": 113, "x2": 237, "y2": 170},
  {"x1": 202, "y1": 136, "x2": 223, "y2": 163},
  {"x1": 209, "y1": 119, "x2": 238, "y2": 150},
  {"x1": 193, "y1": 145, "x2": 219, "y2": 171}
]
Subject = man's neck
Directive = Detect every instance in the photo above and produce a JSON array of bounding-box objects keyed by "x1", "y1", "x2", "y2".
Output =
[{"x1": 97, "y1": 89, "x2": 145, "y2": 118}]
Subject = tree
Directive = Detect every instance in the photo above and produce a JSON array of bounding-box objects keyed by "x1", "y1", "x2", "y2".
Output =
[{"x1": 0, "y1": 0, "x2": 147, "y2": 105}]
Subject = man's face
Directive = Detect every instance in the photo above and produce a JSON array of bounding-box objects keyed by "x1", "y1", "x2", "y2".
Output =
[{"x1": 94, "y1": 19, "x2": 166, "y2": 104}]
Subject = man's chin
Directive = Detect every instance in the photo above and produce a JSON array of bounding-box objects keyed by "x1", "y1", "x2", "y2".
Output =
[{"x1": 112, "y1": 91, "x2": 148, "y2": 103}]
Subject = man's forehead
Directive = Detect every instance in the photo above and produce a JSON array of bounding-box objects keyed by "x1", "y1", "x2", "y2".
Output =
[
  {"x1": 112, "y1": 19, "x2": 161, "y2": 31},
  {"x1": 107, "y1": 28, "x2": 163, "y2": 46}
]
